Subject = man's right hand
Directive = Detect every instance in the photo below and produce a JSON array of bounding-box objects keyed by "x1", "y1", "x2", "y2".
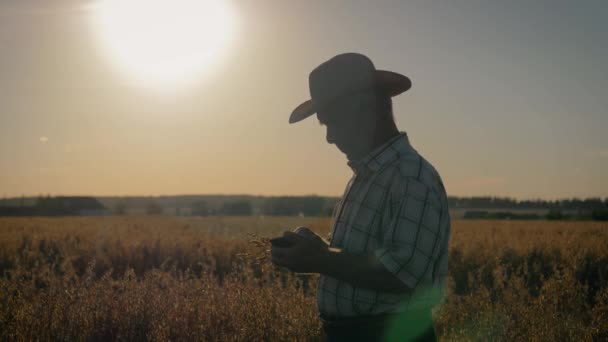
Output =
[{"x1": 293, "y1": 226, "x2": 329, "y2": 247}]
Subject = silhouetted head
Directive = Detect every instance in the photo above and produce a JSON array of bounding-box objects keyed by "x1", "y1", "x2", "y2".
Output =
[
  {"x1": 289, "y1": 53, "x2": 410, "y2": 161},
  {"x1": 317, "y1": 89, "x2": 394, "y2": 161}
]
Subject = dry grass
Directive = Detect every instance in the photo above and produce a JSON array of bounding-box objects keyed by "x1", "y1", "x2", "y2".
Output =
[{"x1": 0, "y1": 216, "x2": 607, "y2": 341}]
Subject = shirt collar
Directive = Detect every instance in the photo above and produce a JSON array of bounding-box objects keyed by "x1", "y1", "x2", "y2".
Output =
[{"x1": 347, "y1": 131, "x2": 412, "y2": 176}]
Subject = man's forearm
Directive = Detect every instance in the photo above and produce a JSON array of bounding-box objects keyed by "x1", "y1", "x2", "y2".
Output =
[{"x1": 317, "y1": 247, "x2": 410, "y2": 293}]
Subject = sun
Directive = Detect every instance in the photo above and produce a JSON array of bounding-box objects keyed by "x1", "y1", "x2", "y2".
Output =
[{"x1": 91, "y1": 0, "x2": 236, "y2": 89}]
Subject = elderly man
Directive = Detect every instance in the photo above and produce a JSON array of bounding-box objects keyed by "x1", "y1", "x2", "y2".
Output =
[{"x1": 271, "y1": 53, "x2": 450, "y2": 342}]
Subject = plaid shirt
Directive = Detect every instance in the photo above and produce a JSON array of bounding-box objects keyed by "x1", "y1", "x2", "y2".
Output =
[{"x1": 317, "y1": 131, "x2": 450, "y2": 317}]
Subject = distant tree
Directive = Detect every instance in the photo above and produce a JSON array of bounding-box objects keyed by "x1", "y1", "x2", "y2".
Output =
[
  {"x1": 219, "y1": 200, "x2": 252, "y2": 216},
  {"x1": 321, "y1": 198, "x2": 340, "y2": 216},
  {"x1": 262, "y1": 196, "x2": 326, "y2": 216},
  {"x1": 464, "y1": 211, "x2": 489, "y2": 219},
  {"x1": 191, "y1": 200, "x2": 209, "y2": 216},
  {"x1": 299, "y1": 196, "x2": 326, "y2": 216},
  {"x1": 546, "y1": 209, "x2": 566, "y2": 220},
  {"x1": 114, "y1": 202, "x2": 127, "y2": 215},
  {"x1": 591, "y1": 209, "x2": 608, "y2": 221},
  {"x1": 146, "y1": 201, "x2": 163, "y2": 215}
]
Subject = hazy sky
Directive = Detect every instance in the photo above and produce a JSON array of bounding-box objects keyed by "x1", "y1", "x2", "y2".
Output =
[{"x1": 1, "y1": 0, "x2": 607, "y2": 199}]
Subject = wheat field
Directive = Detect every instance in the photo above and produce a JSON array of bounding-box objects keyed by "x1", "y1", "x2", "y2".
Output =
[{"x1": 0, "y1": 216, "x2": 607, "y2": 341}]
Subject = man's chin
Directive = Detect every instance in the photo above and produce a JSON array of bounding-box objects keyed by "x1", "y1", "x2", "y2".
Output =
[
  {"x1": 339, "y1": 147, "x2": 358, "y2": 160},
  {"x1": 344, "y1": 151, "x2": 360, "y2": 161}
]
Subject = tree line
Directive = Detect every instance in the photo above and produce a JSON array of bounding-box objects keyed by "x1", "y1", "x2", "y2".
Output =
[
  {"x1": 1, "y1": 195, "x2": 607, "y2": 218},
  {"x1": 448, "y1": 196, "x2": 608, "y2": 210}
]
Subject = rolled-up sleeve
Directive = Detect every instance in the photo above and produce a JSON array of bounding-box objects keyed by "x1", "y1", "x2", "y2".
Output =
[{"x1": 374, "y1": 177, "x2": 445, "y2": 291}]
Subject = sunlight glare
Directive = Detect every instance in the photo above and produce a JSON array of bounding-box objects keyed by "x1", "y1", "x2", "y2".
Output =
[{"x1": 92, "y1": 0, "x2": 236, "y2": 89}]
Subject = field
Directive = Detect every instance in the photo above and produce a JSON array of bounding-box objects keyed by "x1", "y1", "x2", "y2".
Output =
[{"x1": 0, "y1": 216, "x2": 607, "y2": 341}]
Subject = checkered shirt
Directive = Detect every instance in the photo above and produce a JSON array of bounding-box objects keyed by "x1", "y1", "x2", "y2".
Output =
[{"x1": 317, "y1": 131, "x2": 451, "y2": 317}]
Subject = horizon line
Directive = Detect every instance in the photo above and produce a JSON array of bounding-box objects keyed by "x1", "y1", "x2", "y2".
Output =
[{"x1": 2, "y1": 193, "x2": 607, "y2": 202}]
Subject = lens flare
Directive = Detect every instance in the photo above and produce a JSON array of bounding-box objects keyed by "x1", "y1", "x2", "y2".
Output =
[{"x1": 91, "y1": 0, "x2": 236, "y2": 89}]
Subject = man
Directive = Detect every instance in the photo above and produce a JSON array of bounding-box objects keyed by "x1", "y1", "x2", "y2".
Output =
[{"x1": 271, "y1": 53, "x2": 450, "y2": 342}]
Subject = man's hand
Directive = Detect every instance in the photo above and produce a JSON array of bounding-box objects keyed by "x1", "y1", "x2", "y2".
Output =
[
  {"x1": 293, "y1": 226, "x2": 330, "y2": 246},
  {"x1": 270, "y1": 226, "x2": 410, "y2": 293},
  {"x1": 271, "y1": 227, "x2": 329, "y2": 273}
]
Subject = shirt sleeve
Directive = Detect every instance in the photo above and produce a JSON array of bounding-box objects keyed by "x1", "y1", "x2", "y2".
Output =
[
  {"x1": 373, "y1": 177, "x2": 445, "y2": 291},
  {"x1": 327, "y1": 199, "x2": 342, "y2": 242}
]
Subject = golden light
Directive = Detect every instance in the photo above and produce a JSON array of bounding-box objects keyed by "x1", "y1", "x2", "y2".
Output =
[{"x1": 91, "y1": 0, "x2": 236, "y2": 89}]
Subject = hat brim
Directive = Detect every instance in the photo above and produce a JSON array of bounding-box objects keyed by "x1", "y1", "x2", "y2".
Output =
[
  {"x1": 289, "y1": 70, "x2": 411, "y2": 124},
  {"x1": 289, "y1": 100, "x2": 316, "y2": 124}
]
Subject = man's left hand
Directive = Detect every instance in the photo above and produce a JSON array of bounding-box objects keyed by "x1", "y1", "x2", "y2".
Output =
[{"x1": 271, "y1": 230, "x2": 329, "y2": 273}]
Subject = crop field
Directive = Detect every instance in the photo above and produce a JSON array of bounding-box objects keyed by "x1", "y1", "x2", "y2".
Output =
[{"x1": 0, "y1": 216, "x2": 607, "y2": 341}]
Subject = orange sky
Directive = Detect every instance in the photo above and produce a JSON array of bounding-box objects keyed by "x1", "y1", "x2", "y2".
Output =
[{"x1": 1, "y1": 1, "x2": 607, "y2": 199}]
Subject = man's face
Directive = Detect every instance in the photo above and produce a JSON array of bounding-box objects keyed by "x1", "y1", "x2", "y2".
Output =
[{"x1": 316, "y1": 91, "x2": 377, "y2": 161}]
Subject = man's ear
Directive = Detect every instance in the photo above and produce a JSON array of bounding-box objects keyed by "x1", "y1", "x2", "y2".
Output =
[{"x1": 359, "y1": 89, "x2": 378, "y2": 108}]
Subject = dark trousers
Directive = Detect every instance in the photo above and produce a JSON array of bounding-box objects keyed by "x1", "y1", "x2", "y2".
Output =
[{"x1": 320, "y1": 312, "x2": 437, "y2": 342}]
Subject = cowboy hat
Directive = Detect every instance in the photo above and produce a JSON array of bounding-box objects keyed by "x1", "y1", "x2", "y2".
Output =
[{"x1": 289, "y1": 52, "x2": 411, "y2": 124}]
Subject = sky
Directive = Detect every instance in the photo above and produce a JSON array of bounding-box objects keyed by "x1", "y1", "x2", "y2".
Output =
[{"x1": 0, "y1": 0, "x2": 607, "y2": 199}]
